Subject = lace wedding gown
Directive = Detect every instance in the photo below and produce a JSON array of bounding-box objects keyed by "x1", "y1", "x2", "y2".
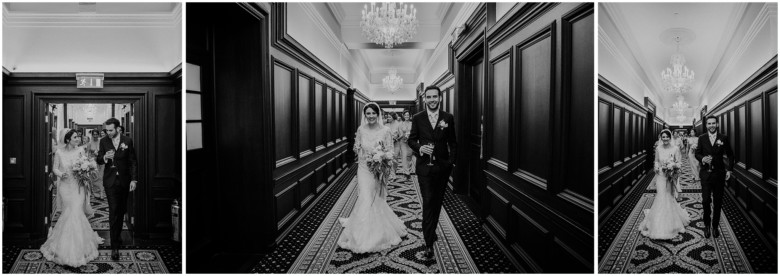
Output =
[
  {"x1": 40, "y1": 147, "x2": 104, "y2": 267},
  {"x1": 338, "y1": 126, "x2": 408, "y2": 253},
  {"x1": 638, "y1": 145, "x2": 690, "y2": 239}
]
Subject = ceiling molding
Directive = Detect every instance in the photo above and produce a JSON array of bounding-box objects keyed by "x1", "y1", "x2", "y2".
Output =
[
  {"x1": 326, "y1": 2, "x2": 345, "y2": 25},
  {"x1": 2, "y1": 3, "x2": 181, "y2": 27},
  {"x1": 704, "y1": 3, "x2": 773, "y2": 104},
  {"x1": 436, "y1": 3, "x2": 453, "y2": 24},
  {"x1": 298, "y1": 3, "x2": 371, "y2": 85},
  {"x1": 418, "y1": 2, "x2": 479, "y2": 84},
  {"x1": 694, "y1": 3, "x2": 747, "y2": 105},
  {"x1": 602, "y1": 3, "x2": 667, "y2": 100},
  {"x1": 598, "y1": 23, "x2": 660, "y2": 109}
]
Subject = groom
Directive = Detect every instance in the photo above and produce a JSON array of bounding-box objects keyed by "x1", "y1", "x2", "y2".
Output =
[
  {"x1": 408, "y1": 85, "x2": 457, "y2": 260},
  {"x1": 96, "y1": 118, "x2": 138, "y2": 260},
  {"x1": 694, "y1": 115, "x2": 734, "y2": 239}
]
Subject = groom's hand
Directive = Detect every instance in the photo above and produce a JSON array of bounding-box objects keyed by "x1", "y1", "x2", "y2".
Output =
[
  {"x1": 130, "y1": 181, "x2": 137, "y2": 192},
  {"x1": 725, "y1": 171, "x2": 731, "y2": 180},
  {"x1": 420, "y1": 145, "x2": 434, "y2": 155}
]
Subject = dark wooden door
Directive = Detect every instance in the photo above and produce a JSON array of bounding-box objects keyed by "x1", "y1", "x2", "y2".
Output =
[{"x1": 468, "y1": 57, "x2": 486, "y2": 206}]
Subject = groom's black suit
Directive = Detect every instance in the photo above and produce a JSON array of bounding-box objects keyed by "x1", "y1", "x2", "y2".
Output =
[
  {"x1": 96, "y1": 134, "x2": 138, "y2": 249},
  {"x1": 694, "y1": 132, "x2": 734, "y2": 231},
  {"x1": 408, "y1": 109, "x2": 457, "y2": 248}
]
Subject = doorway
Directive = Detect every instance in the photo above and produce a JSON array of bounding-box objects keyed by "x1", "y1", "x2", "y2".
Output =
[
  {"x1": 39, "y1": 97, "x2": 141, "y2": 246},
  {"x1": 459, "y1": 47, "x2": 487, "y2": 213}
]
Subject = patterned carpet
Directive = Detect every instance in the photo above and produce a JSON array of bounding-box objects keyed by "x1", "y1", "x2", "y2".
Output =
[
  {"x1": 8, "y1": 249, "x2": 167, "y2": 273},
  {"x1": 289, "y1": 176, "x2": 478, "y2": 273},
  {"x1": 599, "y1": 153, "x2": 773, "y2": 273},
  {"x1": 251, "y1": 164, "x2": 519, "y2": 273},
  {"x1": 599, "y1": 193, "x2": 750, "y2": 273}
]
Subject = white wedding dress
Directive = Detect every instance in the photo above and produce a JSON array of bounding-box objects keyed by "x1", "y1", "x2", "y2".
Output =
[
  {"x1": 639, "y1": 145, "x2": 690, "y2": 239},
  {"x1": 40, "y1": 147, "x2": 104, "y2": 267},
  {"x1": 338, "y1": 125, "x2": 408, "y2": 253}
]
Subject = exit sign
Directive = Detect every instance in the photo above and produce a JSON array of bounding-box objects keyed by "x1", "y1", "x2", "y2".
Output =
[{"x1": 76, "y1": 73, "x2": 104, "y2": 88}]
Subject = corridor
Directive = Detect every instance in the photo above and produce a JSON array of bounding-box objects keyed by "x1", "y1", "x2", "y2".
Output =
[
  {"x1": 249, "y1": 166, "x2": 519, "y2": 273},
  {"x1": 599, "y1": 156, "x2": 774, "y2": 273}
]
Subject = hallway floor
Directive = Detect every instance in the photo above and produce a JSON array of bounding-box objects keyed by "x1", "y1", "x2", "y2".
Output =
[
  {"x1": 3, "y1": 239, "x2": 181, "y2": 273},
  {"x1": 250, "y1": 165, "x2": 520, "y2": 273},
  {"x1": 599, "y1": 155, "x2": 776, "y2": 273}
]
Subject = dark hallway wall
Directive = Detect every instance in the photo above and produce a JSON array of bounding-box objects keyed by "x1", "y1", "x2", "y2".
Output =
[{"x1": 444, "y1": 3, "x2": 595, "y2": 272}]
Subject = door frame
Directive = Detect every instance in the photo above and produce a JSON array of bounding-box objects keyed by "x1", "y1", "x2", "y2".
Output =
[
  {"x1": 454, "y1": 27, "x2": 488, "y2": 217},
  {"x1": 34, "y1": 92, "x2": 146, "y2": 239}
]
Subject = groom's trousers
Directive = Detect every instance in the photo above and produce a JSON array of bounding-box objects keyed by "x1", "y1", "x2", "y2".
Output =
[
  {"x1": 417, "y1": 164, "x2": 453, "y2": 248},
  {"x1": 701, "y1": 173, "x2": 725, "y2": 229},
  {"x1": 105, "y1": 182, "x2": 130, "y2": 249}
]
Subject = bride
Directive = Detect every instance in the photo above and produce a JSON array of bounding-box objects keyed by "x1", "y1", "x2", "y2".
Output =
[
  {"x1": 639, "y1": 129, "x2": 690, "y2": 239},
  {"x1": 338, "y1": 103, "x2": 408, "y2": 253},
  {"x1": 41, "y1": 129, "x2": 104, "y2": 267}
]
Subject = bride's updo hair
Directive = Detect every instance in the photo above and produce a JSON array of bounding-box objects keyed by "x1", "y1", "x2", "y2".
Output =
[
  {"x1": 363, "y1": 103, "x2": 380, "y2": 115},
  {"x1": 64, "y1": 129, "x2": 79, "y2": 144},
  {"x1": 659, "y1": 129, "x2": 672, "y2": 139}
]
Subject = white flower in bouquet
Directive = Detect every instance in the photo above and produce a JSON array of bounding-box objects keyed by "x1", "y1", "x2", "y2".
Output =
[{"x1": 385, "y1": 151, "x2": 394, "y2": 159}]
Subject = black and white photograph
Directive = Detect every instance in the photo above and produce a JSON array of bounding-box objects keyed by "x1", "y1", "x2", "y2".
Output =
[
  {"x1": 2, "y1": 2, "x2": 182, "y2": 273},
  {"x1": 598, "y1": 2, "x2": 777, "y2": 273},
  {"x1": 186, "y1": 2, "x2": 594, "y2": 273}
]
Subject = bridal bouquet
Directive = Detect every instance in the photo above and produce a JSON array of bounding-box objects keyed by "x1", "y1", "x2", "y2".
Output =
[
  {"x1": 658, "y1": 159, "x2": 681, "y2": 179},
  {"x1": 364, "y1": 141, "x2": 396, "y2": 203},
  {"x1": 72, "y1": 152, "x2": 99, "y2": 190}
]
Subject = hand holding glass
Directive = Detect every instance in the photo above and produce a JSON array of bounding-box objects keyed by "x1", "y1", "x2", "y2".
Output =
[
  {"x1": 107, "y1": 150, "x2": 117, "y2": 168},
  {"x1": 426, "y1": 143, "x2": 435, "y2": 166}
]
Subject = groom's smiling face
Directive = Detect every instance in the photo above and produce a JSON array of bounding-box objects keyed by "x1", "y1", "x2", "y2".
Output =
[{"x1": 424, "y1": 89, "x2": 440, "y2": 111}]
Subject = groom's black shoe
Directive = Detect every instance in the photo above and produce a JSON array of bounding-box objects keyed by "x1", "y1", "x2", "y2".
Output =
[
  {"x1": 423, "y1": 245, "x2": 434, "y2": 260},
  {"x1": 712, "y1": 225, "x2": 720, "y2": 238},
  {"x1": 111, "y1": 249, "x2": 120, "y2": 260},
  {"x1": 704, "y1": 226, "x2": 711, "y2": 238}
]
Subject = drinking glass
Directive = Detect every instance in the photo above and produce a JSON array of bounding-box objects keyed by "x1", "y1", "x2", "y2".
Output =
[{"x1": 427, "y1": 143, "x2": 435, "y2": 166}]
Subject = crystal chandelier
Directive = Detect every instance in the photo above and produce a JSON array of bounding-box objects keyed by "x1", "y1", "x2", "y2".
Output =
[
  {"x1": 382, "y1": 69, "x2": 403, "y2": 91},
  {"x1": 361, "y1": 2, "x2": 418, "y2": 49},
  {"x1": 661, "y1": 36, "x2": 694, "y2": 93}
]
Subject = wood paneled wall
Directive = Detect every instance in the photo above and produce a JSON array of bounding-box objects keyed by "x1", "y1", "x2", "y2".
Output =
[
  {"x1": 597, "y1": 76, "x2": 661, "y2": 222},
  {"x1": 705, "y1": 57, "x2": 777, "y2": 246},
  {"x1": 3, "y1": 73, "x2": 181, "y2": 240},
  {"x1": 450, "y1": 3, "x2": 594, "y2": 272},
  {"x1": 269, "y1": 3, "x2": 370, "y2": 244},
  {"x1": 270, "y1": 57, "x2": 366, "y2": 233}
]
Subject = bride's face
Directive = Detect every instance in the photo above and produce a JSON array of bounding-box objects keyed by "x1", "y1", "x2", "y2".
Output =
[
  {"x1": 404, "y1": 112, "x2": 410, "y2": 120},
  {"x1": 661, "y1": 133, "x2": 670, "y2": 145},
  {"x1": 365, "y1": 108, "x2": 378, "y2": 124},
  {"x1": 69, "y1": 134, "x2": 82, "y2": 146}
]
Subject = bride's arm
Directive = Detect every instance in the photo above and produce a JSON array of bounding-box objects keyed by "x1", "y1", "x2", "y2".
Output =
[
  {"x1": 52, "y1": 150, "x2": 64, "y2": 178},
  {"x1": 653, "y1": 147, "x2": 661, "y2": 173},
  {"x1": 353, "y1": 127, "x2": 362, "y2": 154}
]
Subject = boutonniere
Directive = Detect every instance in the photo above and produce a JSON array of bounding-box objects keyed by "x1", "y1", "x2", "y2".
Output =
[
  {"x1": 119, "y1": 143, "x2": 128, "y2": 150},
  {"x1": 715, "y1": 140, "x2": 723, "y2": 147},
  {"x1": 438, "y1": 121, "x2": 448, "y2": 130}
]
